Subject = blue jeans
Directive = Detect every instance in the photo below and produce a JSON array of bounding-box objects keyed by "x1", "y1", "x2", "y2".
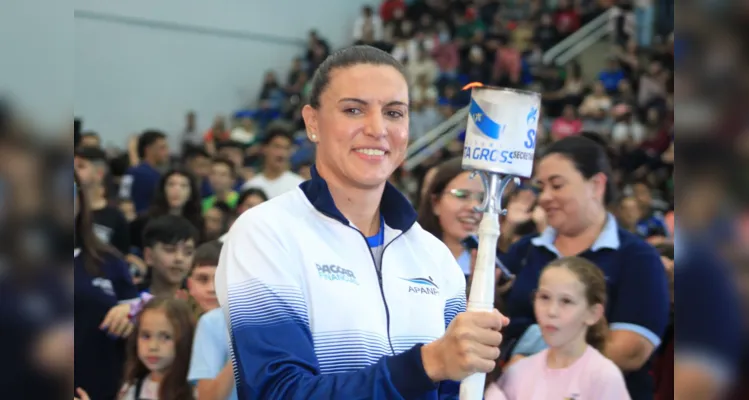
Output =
[{"x1": 635, "y1": 6, "x2": 655, "y2": 48}]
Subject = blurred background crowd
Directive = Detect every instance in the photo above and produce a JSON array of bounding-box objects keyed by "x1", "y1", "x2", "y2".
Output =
[{"x1": 1, "y1": 0, "x2": 748, "y2": 399}]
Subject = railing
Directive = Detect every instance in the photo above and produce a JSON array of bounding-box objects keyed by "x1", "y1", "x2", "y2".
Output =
[
  {"x1": 403, "y1": 8, "x2": 615, "y2": 170},
  {"x1": 542, "y1": 8, "x2": 614, "y2": 66},
  {"x1": 404, "y1": 106, "x2": 468, "y2": 171}
]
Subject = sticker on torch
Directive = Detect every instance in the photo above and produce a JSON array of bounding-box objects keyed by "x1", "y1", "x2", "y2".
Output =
[{"x1": 461, "y1": 86, "x2": 541, "y2": 178}]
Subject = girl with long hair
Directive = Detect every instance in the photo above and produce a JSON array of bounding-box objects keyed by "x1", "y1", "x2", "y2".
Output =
[
  {"x1": 119, "y1": 297, "x2": 196, "y2": 400},
  {"x1": 130, "y1": 168, "x2": 204, "y2": 251},
  {"x1": 486, "y1": 257, "x2": 630, "y2": 399}
]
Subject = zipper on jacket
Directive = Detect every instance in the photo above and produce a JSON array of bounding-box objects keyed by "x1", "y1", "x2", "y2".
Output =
[
  {"x1": 353, "y1": 227, "x2": 404, "y2": 357},
  {"x1": 317, "y1": 210, "x2": 406, "y2": 356}
]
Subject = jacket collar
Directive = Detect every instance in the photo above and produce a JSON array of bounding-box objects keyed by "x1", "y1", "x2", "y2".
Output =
[{"x1": 299, "y1": 164, "x2": 417, "y2": 232}]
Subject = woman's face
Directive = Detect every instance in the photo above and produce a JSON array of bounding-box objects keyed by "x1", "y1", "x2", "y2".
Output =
[
  {"x1": 302, "y1": 64, "x2": 409, "y2": 189},
  {"x1": 432, "y1": 172, "x2": 483, "y2": 242},
  {"x1": 536, "y1": 154, "x2": 606, "y2": 234},
  {"x1": 165, "y1": 174, "x2": 191, "y2": 209}
]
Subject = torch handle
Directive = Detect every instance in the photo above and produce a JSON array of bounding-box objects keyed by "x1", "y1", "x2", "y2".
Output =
[
  {"x1": 459, "y1": 210, "x2": 500, "y2": 400},
  {"x1": 459, "y1": 172, "x2": 518, "y2": 400}
]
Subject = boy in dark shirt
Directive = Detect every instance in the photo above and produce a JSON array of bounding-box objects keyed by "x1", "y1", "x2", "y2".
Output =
[
  {"x1": 119, "y1": 130, "x2": 170, "y2": 214},
  {"x1": 74, "y1": 146, "x2": 131, "y2": 254}
]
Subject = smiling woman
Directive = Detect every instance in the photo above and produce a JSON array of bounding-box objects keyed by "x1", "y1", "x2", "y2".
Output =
[
  {"x1": 498, "y1": 136, "x2": 670, "y2": 400},
  {"x1": 215, "y1": 45, "x2": 512, "y2": 400},
  {"x1": 417, "y1": 157, "x2": 484, "y2": 278},
  {"x1": 302, "y1": 46, "x2": 411, "y2": 202}
]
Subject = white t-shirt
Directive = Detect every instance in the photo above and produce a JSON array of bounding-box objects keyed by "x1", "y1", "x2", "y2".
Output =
[
  {"x1": 611, "y1": 121, "x2": 646, "y2": 144},
  {"x1": 241, "y1": 171, "x2": 304, "y2": 199},
  {"x1": 119, "y1": 377, "x2": 159, "y2": 400},
  {"x1": 229, "y1": 127, "x2": 256, "y2": 145}
]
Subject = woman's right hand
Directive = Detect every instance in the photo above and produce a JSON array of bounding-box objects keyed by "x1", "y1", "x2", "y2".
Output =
[{"x1": 421, "y1": 309, "x2": 509, "y2": 382}]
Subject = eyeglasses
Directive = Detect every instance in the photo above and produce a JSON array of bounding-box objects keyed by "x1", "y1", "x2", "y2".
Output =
[{"x1": 445, "y1": 188, "x2": 485, "y2": 202}]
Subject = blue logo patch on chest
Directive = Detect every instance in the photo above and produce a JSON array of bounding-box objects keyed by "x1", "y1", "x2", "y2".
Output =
[
  {"x1": 316, "y1": 264, "x2": 359, "y2": 285},
  {"x1": 401, "y1": 276, "x2": 440, "y2": 296}
]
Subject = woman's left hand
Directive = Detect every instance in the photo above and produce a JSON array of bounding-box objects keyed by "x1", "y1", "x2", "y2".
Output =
[{"x1": 100, "y1": 303, "x2": 134, "y2": 338}]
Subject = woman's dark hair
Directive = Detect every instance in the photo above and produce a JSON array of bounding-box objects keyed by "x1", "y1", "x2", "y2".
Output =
[
  {"x1": 148, "y1": 168, "x2": 203, "y2": 231},
  {"x1": 122, "y1": 297, "x2": 196, "y2": 400},
  {"x1": 417, "y1": 157, "x2": 466, "y2": 240},
  {"x1": 237, "y1": 187, "x2": 269, "y2": 207},
  {"x1": 308, "y1": 45, "x2": 409, "y2": 108},
  {"x1": 541, "y1": 256, "x2": 609, "y2": 351},
  {"x1": 75, "y1": 172, "x2": 118, "y2": 277},
  {"x1": 544, "y1": 135, "x2": 618, "y2": 205}
]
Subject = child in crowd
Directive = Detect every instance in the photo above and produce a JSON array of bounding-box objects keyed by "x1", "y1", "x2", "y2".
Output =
[
  {"x1": 188, "y1": 305, "x2": 237, "y2": 400},
  {"x1": 186, "y1": 240, "x2": 223, "y2": 317},
  {"x1": 186, "y1": 241, "x2": 234, "y2": 399},
  {"x1": 119, "y1": 297, "x2": 196, "y2": 400},
  {"x1": 139, "y1": 215, "x2": 200, "y2": 298},
  {"x1": 486, "y1": 257, "x2": 630, "y2": 400}
]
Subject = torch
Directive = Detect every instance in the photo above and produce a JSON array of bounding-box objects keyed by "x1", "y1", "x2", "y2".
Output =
[{"x1": 458, "y1": 84, "x2": 541, "y2": 400}]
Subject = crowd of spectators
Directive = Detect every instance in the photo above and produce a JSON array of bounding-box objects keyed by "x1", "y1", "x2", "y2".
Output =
[{"x1": 71, "y1": 1, "x2": 740, "y2": 400}]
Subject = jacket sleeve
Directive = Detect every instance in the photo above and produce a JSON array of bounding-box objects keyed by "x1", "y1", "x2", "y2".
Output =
[{"x1": 216, "y1": 212, "x2": 438, "y2": 400}]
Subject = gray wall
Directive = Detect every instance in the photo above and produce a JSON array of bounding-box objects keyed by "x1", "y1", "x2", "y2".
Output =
[
  {"x1": 73, "y1": 0, "x2": 373, "y2": 147},
  {"x1": 0, "y1": 0, "x2": 73, "y2": 135},
  {"x1": 2, "y1": 0, "x2": 373, "y2": 145}
]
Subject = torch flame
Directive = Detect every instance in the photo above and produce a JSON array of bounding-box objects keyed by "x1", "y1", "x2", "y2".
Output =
[{"x1": 462, "y1": 82, "x2": 484, "y2": 91}]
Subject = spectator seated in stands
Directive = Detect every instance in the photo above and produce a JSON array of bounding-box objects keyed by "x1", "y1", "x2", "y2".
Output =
[
  {"x1": 578, "y1": 81, "x2": 613, "y2": 133},
  {"x1": 410, "y1": 74, "x2": 443, "y2": 141},
  {"x1": 203, "y1": 115, "x2": 229, "y2": 155},
  {"x1": 550, "y1": 104, "x2": 583, "y2": 141},
  {"x1": 599, "y1": 56, "x2": 626, "y2": 94},
  {"x1": 533, "y1": 13, "x2": 561, "y2": 51},
  {"x1": 613, "y1": 79, "x2": 637, "y2": 108},
  {"x1": 229, "y1": 112, "x2": 258, "y2": 146},
  {"x1": 553, "y1": 0, "x2": 582, "y2": 38},
  {"x1": 241, "y1": 128, "x2": 303, "y2": 199},
  {"x1": 119, "y1": 130, "x2": 170, "y2": 215},
  {"x1": 202, "y1": 157, "x2": 239, "y2": 212},
  {"x1": 406, "y1": 46, "x2": 439, "y2": 85},
  {"x1": 258, "y1": 71, "x2": 285, "y2": 111},
  {"x1": 610, "y1": 104, "x2": 646, "y2": 148},
  {"x1": 353, "y1": 5, "x2": 384, "y2": 42},
  {"x1": 492, "y1": 35, "x2": 522, "y2": 87}
]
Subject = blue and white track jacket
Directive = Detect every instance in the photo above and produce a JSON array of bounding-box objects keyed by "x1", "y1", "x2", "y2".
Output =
[{"x1": 215, "y1": 166, "x2": 467, "y2": 399}]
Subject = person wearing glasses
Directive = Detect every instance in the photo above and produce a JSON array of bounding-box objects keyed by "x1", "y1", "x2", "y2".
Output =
[{"x1": 416, "y1": 157, "x2": 484, "y2": 280}]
